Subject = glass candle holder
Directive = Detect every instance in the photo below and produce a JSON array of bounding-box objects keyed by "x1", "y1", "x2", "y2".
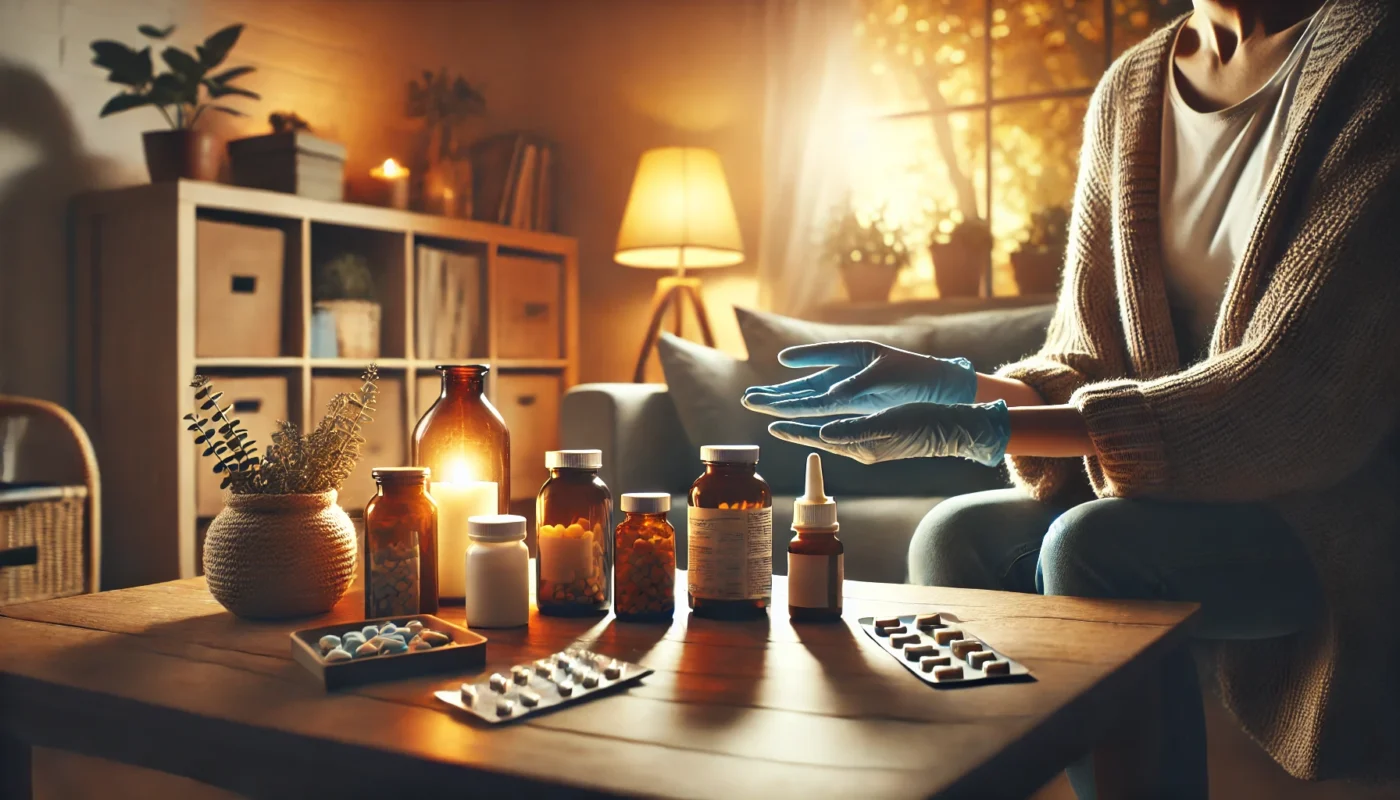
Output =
[{"x1": 412, "y1": 364, "x2": 510, "y2": 610}]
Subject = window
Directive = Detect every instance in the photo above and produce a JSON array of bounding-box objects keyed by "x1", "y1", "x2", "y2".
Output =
[{"x1": 851, "y1": 0, "x2": 1190, "y2": 297}]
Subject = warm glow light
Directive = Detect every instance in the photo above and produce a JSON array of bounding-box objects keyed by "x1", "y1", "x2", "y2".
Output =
[
  {"x1": 615, "y1": 147, "x2": 745, "y2": 270},
  {"x1": 371, "y1": 158, "x2": 408, "y2": 179},
  {"x1": 445, "y1": 459, "x2": 473, "y2": 485}
]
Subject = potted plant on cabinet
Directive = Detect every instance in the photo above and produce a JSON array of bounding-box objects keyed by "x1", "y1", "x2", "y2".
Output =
[
  {"x1": 186, "y1": 367, "x2": 377, "y2": 619},
  {"x1": 406, "y1": 69, "x2": 486, "y2": 217},
  {"x1": 312, "y1": 252, "x2": 381, "y2": 359},
  {"x1": 929, "y1": 208, "x2": 992, "y2": 298},
  {"x1": 823, "y1": 202, "x2": 911, "y2": 303},
  {"x1": 90, "y1": 23, "x2": 260, "y2": 182},
  {"x1": 1011, "y1": 206, "x2": 1069, "y2": 295}
]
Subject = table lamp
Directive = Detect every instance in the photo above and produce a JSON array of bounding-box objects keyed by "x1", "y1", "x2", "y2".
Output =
[{"x1": 615, "y1": 146, "x2": 744, "y2": 382}]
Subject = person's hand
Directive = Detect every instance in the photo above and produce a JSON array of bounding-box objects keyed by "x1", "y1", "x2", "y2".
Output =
[
  {"x1": 742, "y1": 341, "x2": 977, "y2": 419},
  {"x1": 767, "y1": 401, "x2": 1010, "y2": 467}
]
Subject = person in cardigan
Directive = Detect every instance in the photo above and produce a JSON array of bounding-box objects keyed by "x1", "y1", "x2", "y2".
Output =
[{"x1": 744, "y1": 0, "x2": 1398, "y2": 797}]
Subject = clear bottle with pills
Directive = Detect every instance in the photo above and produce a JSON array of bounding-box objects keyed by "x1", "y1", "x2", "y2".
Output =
[
  {"x1": 465, "y1": 514, "x2": 530, "y2": 628},
  {"x1": 536, "y1": 450, "x2": 612, "y2": 616},
  {"x1": 687, "y1": 445, "x2": 773, "y2": 619},
  {"x1": 363, "y1": 467, "x2": 436, "y2": 618},
  {"x1": 614, "y1": 493, "x2": 676, "y2": 622}
]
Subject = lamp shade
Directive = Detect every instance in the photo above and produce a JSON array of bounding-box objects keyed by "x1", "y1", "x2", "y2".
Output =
[{"x1": 614, "y1": 147, "x2": 744, "y2": 270}]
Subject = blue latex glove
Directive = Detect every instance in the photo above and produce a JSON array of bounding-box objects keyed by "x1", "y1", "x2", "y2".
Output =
[
  {"x1": 767, "y1": 401, "x2": 1011, "y2": 467},
  {"x1": 742, "y1": 341, "x2": 978, "y2": 419}
]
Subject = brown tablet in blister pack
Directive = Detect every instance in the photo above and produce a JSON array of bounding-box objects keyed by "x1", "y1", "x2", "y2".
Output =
[
  {"x1": 858, "y1": 615, "x2": 1032, "y2": 687},
  {"x1": 435, "y1": 648, "x2": 652, "y2": 723}
]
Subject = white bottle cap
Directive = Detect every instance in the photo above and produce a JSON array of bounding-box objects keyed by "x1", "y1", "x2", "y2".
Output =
[
  {"x1": 545, "y1": 449, "x2": 602, "y2": 469},
  {"x1": 792, "y1": 453, "x2": 838, "y2": 532},
  {"x1": 468, "y1": 514, "x2": 527, "y2": 542},
  {"x1": 621, "y1": 492, "x2": 671, "y2": 513},
  {"x1": 700, "y1": 444, "x2": 759, "y2": 464}
]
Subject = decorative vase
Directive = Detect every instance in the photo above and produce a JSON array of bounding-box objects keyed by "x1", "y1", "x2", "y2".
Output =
[
  {"x1": 1010, "y1": 250, "x2": 1062, "y2": 295},
  {"x1": 839, "y1": 262, "x2": 899, "y2": 303},
  {"x1": 931, "y1": 242, "x2": 986, "y2": 298},
  {"x1": 203, "y1": 490, "x2": 357, "y2": 619},
  {"x1": 143, "y1": 129, "x2": 222, "y2": 182},
  {"x1": 314, "y1": 299, "x2": 381, "y2": 358}
]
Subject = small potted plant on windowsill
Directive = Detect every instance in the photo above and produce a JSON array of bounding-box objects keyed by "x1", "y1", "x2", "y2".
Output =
[
  {"x1": 929, "y1": 208, "x2": 992, "y2": 298},
  {"x1": 187, "y1": 367, "x2": 377, "y2": 619},
  {"x1": 312, "y1": 252, "x2": 381, "y2": 359},
  {"x1": 823, "y1": 202, "x2": 911, "y2": 303},
  {"x1": 90, "y1": 23, "x2": 259, "y2": 182},
  {"x1": 1011, "y1": 206, "x2": 1069, "y2": 295}
]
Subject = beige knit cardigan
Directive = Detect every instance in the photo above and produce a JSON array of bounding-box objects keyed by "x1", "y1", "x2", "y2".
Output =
[{"x1": 997, "y1": 0, "x2": 1400, "y2": 782}]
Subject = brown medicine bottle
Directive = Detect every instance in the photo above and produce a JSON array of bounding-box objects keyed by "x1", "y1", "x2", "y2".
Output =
[
  {"x1": 787, "y1": 454, "x2": 843, "y2": 623},
  {"x1": 363, "y1": 467, "x2": 437, "y2": 619},
  {"x1": 412, "y1": 364, "x2": 511, "y2": 612},
  {"x1": 615, "y1": 492, "x2": 676, "y2": 622},
  {"x1": 536, "y1": 450, "x2": 612, "y2": 616},
  {"x1": 687, "y1": 445, "x2": 773, "y2": 619}
]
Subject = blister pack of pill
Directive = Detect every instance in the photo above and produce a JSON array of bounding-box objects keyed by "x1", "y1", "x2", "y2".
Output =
[
  {"x1": 858, "y1": 614, "x2": 1032, "y2": 686},
  {"x1": 434, "y1": 648, "x2": 652, "y2": 723}
]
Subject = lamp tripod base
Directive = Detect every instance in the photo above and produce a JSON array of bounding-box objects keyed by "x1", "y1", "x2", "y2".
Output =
[{"x1": 633, "y1": 276, "x2": 715, "y2": 382}]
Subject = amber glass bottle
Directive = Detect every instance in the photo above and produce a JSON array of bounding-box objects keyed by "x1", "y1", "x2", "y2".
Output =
[
  {"x1": 364, "y1": 467, "x2": 437, "y2": 618},
  {"x1": 615, "y1": 493, "x2": 675, "y2": 622},
  {"x1": 687, "y1": 445, "x2": 773, "y2": 619},
  {"x1": 788, "y1": 453, "x2": 843, "y2": 623},
  {"x1": 536, "y1": 450, "x2": 612, "y2": 616},
  {"x1": 412, "y1": 364, "x2": 510, "y2": 613}
]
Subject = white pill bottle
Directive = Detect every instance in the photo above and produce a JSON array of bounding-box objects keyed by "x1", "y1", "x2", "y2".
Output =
[{"x1": 465, "y1": 514, "x2": 530, "y2": 628}]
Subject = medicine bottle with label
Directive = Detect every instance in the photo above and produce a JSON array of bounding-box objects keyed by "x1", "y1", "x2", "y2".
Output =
[
  {"x1": 687, "y1": 445, "x2": 772, "y2": 619},
  {"x1": 787, "y1": 454, "x2": 843, "y2": 623}
]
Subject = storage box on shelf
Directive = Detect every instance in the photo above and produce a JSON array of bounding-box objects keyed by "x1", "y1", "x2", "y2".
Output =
[{"x1": 74, "y1": 180, "x2": 578, "y2": 589}]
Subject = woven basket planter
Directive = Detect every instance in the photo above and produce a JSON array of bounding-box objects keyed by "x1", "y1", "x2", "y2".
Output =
[{"x1": 203, "y1": 490, "x2": 357, "y2": 619}]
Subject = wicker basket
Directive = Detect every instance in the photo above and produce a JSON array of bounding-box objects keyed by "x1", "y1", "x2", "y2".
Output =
[{"x1": 0, "y1": 397, "x2": 100, "y2": 606}]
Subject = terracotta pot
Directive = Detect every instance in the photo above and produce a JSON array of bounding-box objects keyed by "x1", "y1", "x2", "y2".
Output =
[
  {"x1": 930, "y1": 242, "x2": 987, "y2": 297},
  {"x1": 203, "y1": 490, "x2": 357, "y2": 619},
  {"x1": 1010, "y1": 251, "x2": 1062, "y2": 295},
  {"x1": 143, "y1": 129, "x2": 222, "y2": 182},
  {"x1": 839, "y1": 262, "x2": 899, "y2": 303}
]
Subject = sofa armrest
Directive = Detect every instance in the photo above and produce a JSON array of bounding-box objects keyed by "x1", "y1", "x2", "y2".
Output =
[{"x1": 561, "y1": 383, "x2": 694, "y2": 496}]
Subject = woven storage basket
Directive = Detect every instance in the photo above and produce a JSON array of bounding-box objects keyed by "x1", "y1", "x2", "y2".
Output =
[
  {"x1": 0, "y1": 397, "x2": 100, "y2": 607},
  {"x1": 203, "y1": 490, "x2": 357, "y2": 619}
]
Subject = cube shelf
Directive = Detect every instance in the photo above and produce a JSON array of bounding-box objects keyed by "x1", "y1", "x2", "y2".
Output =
[{"x1": 74, "y1": 180, "x2": 578, "y2": 589}]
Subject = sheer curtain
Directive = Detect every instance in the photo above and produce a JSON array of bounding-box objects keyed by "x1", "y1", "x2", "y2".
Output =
[{"x1": 758, "y1": 0, "x2": 863, "y2": 316}]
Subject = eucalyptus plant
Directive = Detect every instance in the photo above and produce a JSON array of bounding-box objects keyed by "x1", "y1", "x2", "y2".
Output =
[
  {"x1": 91, "y1": 23, "x2": 260, "y2": 129},
  {"x1": 186, "y1": 366, "x2": 378, "y2": 495}
]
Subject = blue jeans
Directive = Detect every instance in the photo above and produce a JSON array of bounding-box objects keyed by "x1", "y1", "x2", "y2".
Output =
[{"x1": 908, "y1": 489, "x2": 1324, "y2": 800}]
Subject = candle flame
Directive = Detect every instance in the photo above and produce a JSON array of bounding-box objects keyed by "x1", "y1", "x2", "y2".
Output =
[
  {"x1": 446, "y1": 459, "x2": 473, "y2": 485},
  {"x1": 373, "y1": 158, "x2": 408, "y2": 179}
]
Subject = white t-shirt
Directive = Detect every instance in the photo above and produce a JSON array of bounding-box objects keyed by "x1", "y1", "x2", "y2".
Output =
[{"x1": 1159, "y1": 8, "x2": 1326, "y2": 359}]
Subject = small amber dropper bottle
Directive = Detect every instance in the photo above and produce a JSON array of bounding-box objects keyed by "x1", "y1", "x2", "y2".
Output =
[{"x1": 787, "y1": 453, "x2": 843, "y2": 623}]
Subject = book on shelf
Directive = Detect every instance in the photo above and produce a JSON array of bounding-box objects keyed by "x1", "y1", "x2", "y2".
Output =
[
  {"x1": 469, "y1": 133, "x2": 556, "y2": 231},
  {"x1": 415, "y1": 245, "x2": 483, "y2": 361}
]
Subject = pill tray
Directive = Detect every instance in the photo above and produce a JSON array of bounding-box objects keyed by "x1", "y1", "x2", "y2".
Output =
[
  {"x1": 858, "y1": 614, "x2": 1032, "y2": 687},
  {"x1": 435, "y1": 648, "x2": 652, "y2": 724},
  {"x1": 291, "y1": 614, "x2": 487, "y2": 691}
]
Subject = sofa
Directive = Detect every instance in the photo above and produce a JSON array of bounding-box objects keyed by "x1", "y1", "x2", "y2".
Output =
[{"x1": 560, "y1": 304, "x2": 1055, "y2": 585}]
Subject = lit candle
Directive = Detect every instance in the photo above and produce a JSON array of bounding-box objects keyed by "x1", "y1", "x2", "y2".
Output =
[
  {"x1": 431, "y1": 460, "x2": 497, "y2": 602},
  {"x1": 369, "y1": 158, "x2": 410, "y2": 209}
]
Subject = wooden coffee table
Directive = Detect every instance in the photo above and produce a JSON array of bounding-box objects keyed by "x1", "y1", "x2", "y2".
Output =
[{"x1": 0, "y1": 575, "x2": 1196, "y2": 799}]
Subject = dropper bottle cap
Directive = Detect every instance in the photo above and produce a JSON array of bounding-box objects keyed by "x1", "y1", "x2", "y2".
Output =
[{"x1": 792, "y1": 453, "x2": 838, "y2": 533}]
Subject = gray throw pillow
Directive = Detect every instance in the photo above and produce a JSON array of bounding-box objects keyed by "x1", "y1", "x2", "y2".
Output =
[
  {"x1": 736, "y1": 305, "x2": 1055, "y2": 373},
  {"x1": 656, "y1": 333, "x2": 1009, "y2": 497}
]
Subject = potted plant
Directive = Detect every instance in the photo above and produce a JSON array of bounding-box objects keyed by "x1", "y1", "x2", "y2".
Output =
[
  {"x1": 186, "y1": 367, "x2": 378, "y2": 619},
  {"x1": 929, "y1": 208, "x2": 993, "y2": 298},
  {"x1": 1011, "y1": 206, "x2": 1069, "y2": 295},
  {"x1": 407, "y1": 69, "x2": 486, "y2": 217},
  {"x1": 312, "y1": 253, "x2": 381, "y2": 359},
  {"x1": 91, "y1": 23, "x2": 259, "y2": 182},
  {"x1": 824, "y1": 203, "x2": 911, "y2": 303}
]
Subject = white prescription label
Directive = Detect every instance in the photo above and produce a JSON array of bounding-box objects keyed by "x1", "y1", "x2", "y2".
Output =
[
  {"x1": 688, "y1": 507, "x2": 773, "y2": 600},
  {"x1": 788, "y1": 553, "x2": 843, "y2": 610}
]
